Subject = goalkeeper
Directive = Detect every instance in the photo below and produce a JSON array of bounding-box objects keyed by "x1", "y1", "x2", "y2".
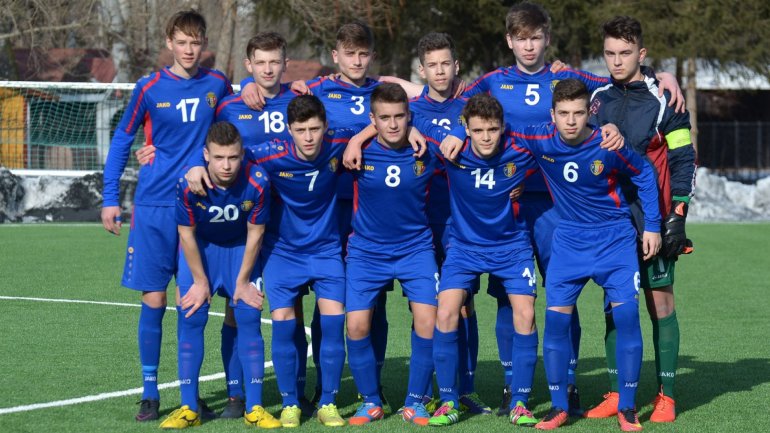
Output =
[{"x1": 583, "y1": 15, "x2": 696, "y2": 424}]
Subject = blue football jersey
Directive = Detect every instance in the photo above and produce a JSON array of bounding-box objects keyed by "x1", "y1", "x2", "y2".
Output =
[
  {"x1": 349, "y1": 136, "x2": 445, "y2": 253},
  {"x1": 215, "y1": 83, "x2": 296, "y2": 145},
  {"x1": 512, "y1": 123, "x2": 661, "y2": 230},
  {"x1": 441, "y1": 137, "x2": 537, "y2": 250},
  {"x1": 409, "y1": 86, "x2": 466, "y2": 225},
  {"x1": 245, "y1": 129, "x2": 355, "y2": 253},
  {"x1": 104, "y1": 66, "x2": 233, "y2": 207},
  {"x1": 176, "y1": 162, "x2": 270, "y2": 245},
  {"x1": 462, "y1": 64, "x2": 609, "y2": 193},
  {"x1": 307, "y1": 76, "x2": 381, "y2": 200}
]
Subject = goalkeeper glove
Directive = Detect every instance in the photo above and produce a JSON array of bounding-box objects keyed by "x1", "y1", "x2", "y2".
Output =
[{"x1": 661, "y1": 198, "x2": 694, "y2": 259}]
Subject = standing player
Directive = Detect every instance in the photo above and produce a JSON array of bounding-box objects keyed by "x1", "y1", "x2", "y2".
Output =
[
  {"x1": 344, "y1": 83, "x2": 445, "y2": 426},
  {"x1": 160, "y1": 121, "x2": 280, "y2": 429},
  {"x1": 187, "y1": 95, "x2": 354, "y2": 428},
  {"x1": 506, "y1": 79, "x2": 660, "y2": 431},
  {"x1": 427, "y1": 94, "x2": 539, "y2": 427},
  {"x1": 212, "y1": 31, "x2": 299, "y2": 419},
  {"x1": 100, "y1": 9, "x2": 231, "y2": 421},
  {"x1": 243, "y1": 21, "x2": 393, "y2": 411},
  {"x1": 584, "y1": 16, "x2": 696, "y2": 424},
  {"x1": 407, "y1": 32, "x2": 489, "y2": 415},
  {"x1": 439, "y1": 2, "x2": 681, "y2": 416}
]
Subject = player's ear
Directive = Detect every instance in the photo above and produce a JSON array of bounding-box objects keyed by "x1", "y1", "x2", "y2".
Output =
[
  {"x1": 550, "y1": 108, "x2": 556, "y2": 124},
  {"x1": 505, "y1": 33, "x2": 514, "y2": 50},
  {"x1": 369, "y1": 111, "x2": 376, "y2": 125},
  {"x1": 165, "y1": 37, "x2": 174, "y2": 51},
  {"x1": 203, "y1": 146, "x2": 210, "y2": 162},
  {"x1": 638, "y1": 47, "x2": 647, "y2": 64},
  {"x1": 418, "y1": 63, "x2": 426, "y2": 80},
  {"x1": 454, "y1": 60, "x2": 460, "y2": 75},
  {"x1": 331, "y1": 49, "x2": 339, "y2": 64},
  {"x1": 201, "y1": 37, "x2": 209, "y2": 51},
  {"x1": 244, "y1": 57, "x2": 253, "y2": 74}
]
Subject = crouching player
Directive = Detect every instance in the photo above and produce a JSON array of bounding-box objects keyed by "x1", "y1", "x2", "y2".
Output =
[
  {"x1": 344, "y1": 83, "x2": 446, "y2": 426},
  {"x1": 161, "y1": 121, "x2": 281, "y2": 429},
  {"x1": 511, "y1": 79, "x2": 661, "y2": 431},
  {"x1": 429, "y1": 94, "x2": 539, "y2": 427}
]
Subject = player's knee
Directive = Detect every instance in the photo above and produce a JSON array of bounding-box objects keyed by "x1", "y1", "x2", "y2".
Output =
[
  {"x1": 436, "y1": 307, "x2": 459, "y2": 331},
  {"x1": 346, "y1": 318, "x2": 371, "y2": 340},
  {"x1": 180, "y1": 307, "x2": 209, "y2": 332},
  {"x1": 142, "y1": 291, "x2": 167, "y2": 308}
]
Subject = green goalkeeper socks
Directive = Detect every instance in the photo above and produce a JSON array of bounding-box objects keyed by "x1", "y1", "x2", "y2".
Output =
[{"x1": 652, "y1": 311, "x2": 680, "y2": 397}]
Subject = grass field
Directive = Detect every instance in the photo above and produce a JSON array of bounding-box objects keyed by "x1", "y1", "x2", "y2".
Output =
[{"x1": 1, "y1": 223, "x2": 769, "y2": 432}]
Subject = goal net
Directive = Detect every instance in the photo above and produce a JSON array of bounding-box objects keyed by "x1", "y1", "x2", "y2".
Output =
[{"x1": 0, "y1": 81, "x2": 239, "y2": 175}]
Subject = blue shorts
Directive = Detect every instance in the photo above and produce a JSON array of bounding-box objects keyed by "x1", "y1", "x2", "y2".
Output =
[
  {"x1": 122, "y1": 205, "x2": 177, "y2": 292},
  {"x1": 346, "y1": 244, "x2": 438, "y2": 312},
  {"x1": 432, "y1": 224, "x2": 483, "y2": 297},
  {"x1": 262, "y1": 248, "x2": 345, "y2": 311},
  {"x1": 519, "y1": 192, "x2": 557, "y2": 279},
  {"x1": 546, "y1": 220, "x2": 641, "y2": 308},
  {"x1": 177, "y1": 240, "x2": 261, "y2": 305},
  {"x1": 440, "y1": 243, "x2": 537, "y2": 297}
]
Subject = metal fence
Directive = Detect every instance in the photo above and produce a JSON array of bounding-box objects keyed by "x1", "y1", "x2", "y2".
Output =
[{"x1": 698, "y1": 121, "x2": 770, "y2": 183}]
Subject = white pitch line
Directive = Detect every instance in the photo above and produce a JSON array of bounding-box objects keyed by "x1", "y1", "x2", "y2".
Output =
[{"x1": 0, "y1": 295, "x2": 312, "y2": 415}]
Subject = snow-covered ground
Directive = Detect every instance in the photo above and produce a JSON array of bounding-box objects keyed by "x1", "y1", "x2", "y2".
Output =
[{"x1": 0, "y1": 167, "x2": 768, "y2": 223}]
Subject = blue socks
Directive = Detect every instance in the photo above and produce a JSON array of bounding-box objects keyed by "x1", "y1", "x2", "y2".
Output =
[
  {"x1": 319, "y1": 314, "x2": 345, "y2": 406},
  {"x1": 612, "y1": 302, "x2": 642, "y2": 410},
  {"x1": 433, "y1": 328, "x2": 459, "y2": 407},
  {"x1": 495, "y1": 299, "x2": 514, "y2": 386},
  {"x1": 346, "y1": 334, "x2": 381, "y2": 405},
  {"x1": 510, "y1": 330, "x2": 538, "y2": 407},
  {"x1": 272, "y1": 319, "x2": 299, "y2": 406},
  {"x1": 138, "y1": 303, "x2": 165, "y2": 400},
  {"x1": 568, "y1": 306, "x2": 582, "y2": 386},
  {"x1": 543, "y1": 310, "x2": 572, "y2": 411},
  {"x1": 293, "y1": 319, "x2": 309, "y2": 398},
  {"x1": 371, "y1": 292, "x2": 389, "y2": 387},
  {"x1": 458, "y1": 313, "x2": 479, "y2": 395},
  {"x1": 406, "y1": 331, "x2": 434, "y2": 406},
  {"x1": 177, "y1": 305, "x2": 208, "y2": 411},
  {"x1": 234, "y1": 307, "x2": 264, "y2": 409},
  {"x1": 221, "y1": 323, "x2": 244, "y2": 399}
]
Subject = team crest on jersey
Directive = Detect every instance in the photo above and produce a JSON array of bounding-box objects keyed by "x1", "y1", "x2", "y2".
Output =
[
  {"x1": 327, "y1": 129, "x2": 335, "y2": 136},
  {"x1": 590, "y1": 160, "x2": 604, "y2": 175},
  {"x1": 241, "y1": 200, "x2": 254, "y2": 211},
  {"x1": 590, "y1": 98, "x2": 601, "y2": 116},
  {"x1": 504, "y1": 162, "x2": 517, "y2": 177},
  {"x1": 413, "y1": 161, "x2": 426, "y2": 176},
  {"x1": 329, "y1": 157, "x2": 339, "y2": 172},
  {"x1": 206, "y1": 92, "x2": 217, "y2": 108},
  {"x1": 550, "y1": 80, "x2": 561, "y2": 92}
]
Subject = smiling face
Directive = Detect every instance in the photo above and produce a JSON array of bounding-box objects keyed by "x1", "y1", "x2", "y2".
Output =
[
  {"x1": 466, "y1": 116, "x2": 503, "y2": 159},
  {"x1": 370, "y1": 101, "x2": 409, "y2": 148},
  {"x1": 166, "y1": 30, "x2": 206, "y2": 77},
  {"x1": 245, "y1": 48, "x2": 286, "y2": 93},
  {"x1": 289, "y1": 116, "x2": 327, "y2": 161},
  {"x1": 419, "y1": 48, "x2": 459, "y2": 98}
]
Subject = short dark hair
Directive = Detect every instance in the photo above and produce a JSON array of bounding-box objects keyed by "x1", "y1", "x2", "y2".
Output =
[
  {"x1": 417, "y1": 32, "x2": 456, "y2": 64},
  {"x1": 287, "y1": 95, "x2": 326, "y2": 125},
  {"x1": 552, "y1": 79, "x2": 589, "y2": 109},
  {"x1": 602, "y1": 15, "x2": 644, "y2": 47},
  {"x1": 246, "y1": 31, "x2": 287, "y2": 59},
  {"x1": 165, "y1": 9, "x2": 206, "y2": 40},
  {"x1": 505, "y1": 2, "x2": 551, "y2": 37},
  {"x1": 370, "y1": 83, "x2": 408, "y2": 113},
  {"x1": 462, "y1": 94, "x2": 504, "y2": 124},
  {"x1": 336, "y1": 21, "x2": 374, "y2": 50},
  {"x1": 206, "y1": 121, "x2": 241, "y2": 149}
]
